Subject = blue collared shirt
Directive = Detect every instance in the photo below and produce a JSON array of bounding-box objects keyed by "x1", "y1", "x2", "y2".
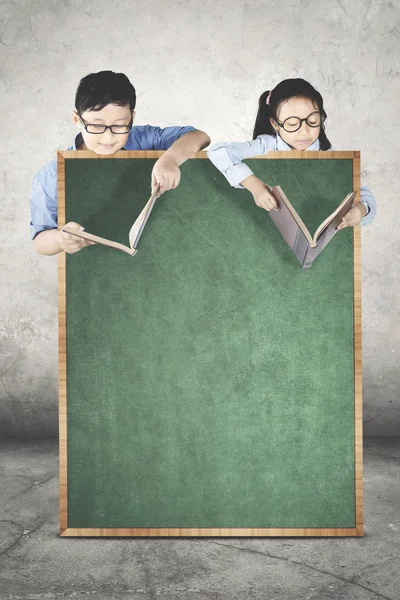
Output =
[
  {"x1": 29, "y1": 124, "x2": 196, "y2": 240},
  {"x1": 207, "y1": 134, "x2": 377, "y2": 226}
]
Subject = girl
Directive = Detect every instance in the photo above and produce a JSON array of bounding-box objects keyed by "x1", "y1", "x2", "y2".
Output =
[{"x1": 207, "y1": 78, "x2": 376, "y2": 229}]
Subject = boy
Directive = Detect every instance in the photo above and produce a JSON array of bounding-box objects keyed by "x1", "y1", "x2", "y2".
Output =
[{"x1": 30, "y1": 70, "x2": 210, "y2": 255}]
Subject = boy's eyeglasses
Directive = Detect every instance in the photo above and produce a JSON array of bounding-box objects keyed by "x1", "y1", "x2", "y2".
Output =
[
  {"x1": 78, "y1": 114, "x2": 133, "y2": 134},
  {"x1": 274, "y1": 111, "x2": 326, "y2": 133}
]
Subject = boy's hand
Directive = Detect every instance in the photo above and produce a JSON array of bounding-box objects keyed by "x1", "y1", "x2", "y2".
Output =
[
  {"x1": 252, "y1": 186, "x2": 279, "y2": 211},
  {"x1": 336, "y1": 203, "x2": 367, "y2": 230},
  {"x1": 59, "y1": 222, "x2": 96, "y2": 254},
  {"x1": 151, "y1": 155, "x2": 181, "y2": 196}
]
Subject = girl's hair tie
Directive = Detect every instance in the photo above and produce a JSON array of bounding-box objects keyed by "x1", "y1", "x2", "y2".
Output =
[{"x1": 266, "y1": 91, "x2": 272, "y2": 105}]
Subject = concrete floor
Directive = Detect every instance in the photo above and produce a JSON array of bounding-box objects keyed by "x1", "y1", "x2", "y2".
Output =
[{"x1": 0, "y1": 438, "x2": 399, "y2": 600}]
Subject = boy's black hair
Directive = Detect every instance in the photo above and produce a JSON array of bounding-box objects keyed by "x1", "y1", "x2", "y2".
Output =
[
  {"x1": 75, "y1": 70, "x2": 136, "y2": 115},
  {"x1": 252, "y1": 78, "x2": 332, "y2": 150}
]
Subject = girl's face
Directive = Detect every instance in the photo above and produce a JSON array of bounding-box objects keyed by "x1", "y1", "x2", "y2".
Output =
[{"x1": 270, "y1": 96, "x2": 322, "y2": 150}]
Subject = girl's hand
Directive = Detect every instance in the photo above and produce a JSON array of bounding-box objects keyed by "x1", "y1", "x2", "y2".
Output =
[
  {"x1": 336, "y1": 203, "x2": 368, "y2": 230},
  {"x1": 59, "y1": 222, "x2": 96, "y2": 254},
  {"x1": 252, "y1": 186, "x2": 279, "y2": 211},
  {"x1": 151, "y1": 155, "x2": 181, "y2": 196}
]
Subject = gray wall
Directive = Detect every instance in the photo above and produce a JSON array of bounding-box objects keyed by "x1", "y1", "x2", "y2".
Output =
[{"x1": 0, "y1": 0, "x2": 398, "y2": 437}]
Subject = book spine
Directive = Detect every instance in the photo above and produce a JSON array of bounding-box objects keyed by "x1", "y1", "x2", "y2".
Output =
[
  {"x1": 303, "y1": 239, "x2": 330, "y2": 269},
  {"x1": 292, "y1": 229, "x2": 310, "y2": 268},
  {"x1": 302, "y1": 246, "x2": 315, "y2": 269}
]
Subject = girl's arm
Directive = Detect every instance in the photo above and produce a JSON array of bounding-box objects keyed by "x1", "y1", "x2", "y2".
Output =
[
  {"x1": 329, "y1": 146, "x2": 376, "y2": 226},
  {"x1": 207, "y1": 137, "x2": 275, "y2": 187},
  {"x1": 359, "y1": 186, "x2": 377, "y2": 226},
  {"x1": 207, "y1": 138, "x2": 377, "y2": 224}
]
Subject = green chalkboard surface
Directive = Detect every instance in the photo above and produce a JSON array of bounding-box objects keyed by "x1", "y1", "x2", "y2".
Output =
[{"x1": 59, "y1": 151, "x2": 363, "y2": 536}]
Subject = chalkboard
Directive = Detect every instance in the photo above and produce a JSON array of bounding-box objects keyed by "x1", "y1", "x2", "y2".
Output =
[{"x1": 58, "y1": 150, "x2": 363, "y2": 537}]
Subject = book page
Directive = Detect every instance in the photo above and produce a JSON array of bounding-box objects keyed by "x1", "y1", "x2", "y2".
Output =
[
  {"x1": 268, "y1": 186, "x2": 314, "y2": 248},
  {"x1": 61, "y1": 226, "x2": 137, "y2": 256},
  {"x1": 313, "y1": 192, "x2": 356, "y2": 244},
  {"x1": 129, "y1": 186, "x2": 160, "y2": 249}
]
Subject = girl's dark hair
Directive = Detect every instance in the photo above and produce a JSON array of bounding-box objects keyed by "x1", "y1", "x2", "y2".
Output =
[
  {"x1": 252, "y1": 78, "x2": 332, "y2": 150},
  {"x1": 75, "y1": 70, "x2": 136, "y2": 115}
]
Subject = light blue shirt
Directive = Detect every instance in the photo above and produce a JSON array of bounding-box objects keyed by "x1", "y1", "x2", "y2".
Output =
[
  {"x1": 207, "y1": 133, "x2": 377, "y2": 226},
  {"x1": 29, "y1": 124, "x2": 196, "y2": 240}
]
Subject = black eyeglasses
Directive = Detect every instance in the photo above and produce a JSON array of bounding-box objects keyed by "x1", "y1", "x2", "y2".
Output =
[
  {"x1": 78, "y1": 114, "x2": 133, "y2": 134},
  {"x1": 274, "y1": 111, "x2": 326, "y2": 133}
]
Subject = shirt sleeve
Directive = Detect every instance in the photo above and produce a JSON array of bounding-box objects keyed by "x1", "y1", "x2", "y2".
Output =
[
  {"x1": 29, "y1": 173, "x2": 58, "y2": 240},
  {"x1": 330, "y1": 145, "x2": 376, "y2": 226},
  {"x1": 146, "y1": 125, "x2": 197, "y2": 150},
  {"x1": 207, "y1": 136, "x2": 275, "y2": 188},
  {"x1": 359, "y1": 185, "x2": 377, "y2": 226}
]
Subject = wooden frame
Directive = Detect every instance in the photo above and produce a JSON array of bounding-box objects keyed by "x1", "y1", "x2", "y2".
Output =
[{"x1": 58, "y1": 150, "x2": 363, "y2": 537}]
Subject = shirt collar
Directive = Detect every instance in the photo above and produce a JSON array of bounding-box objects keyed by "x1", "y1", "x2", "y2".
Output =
[
  {"x1": 72, "y1": 132, "x2": 82, "y2": 150},
  {"x1": 72, "y1": 132, "x2": 126, "y2": 151},
  {"x1": 276, "y1": 134, "x2": 320, "y2": 151}
]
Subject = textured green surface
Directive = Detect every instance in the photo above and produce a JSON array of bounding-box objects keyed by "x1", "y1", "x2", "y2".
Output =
[{"x1": 65, "y1": 157, "x2": 355, "y2": 528}]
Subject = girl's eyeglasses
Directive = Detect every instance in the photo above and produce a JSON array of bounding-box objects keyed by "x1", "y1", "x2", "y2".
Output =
[{"x1": 274, "y1": 111, "x2": 326, "y2": 133}]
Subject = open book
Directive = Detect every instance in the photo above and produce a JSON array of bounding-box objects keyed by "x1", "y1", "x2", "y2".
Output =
[
  {"x1": 61, "y1": 186, "x2": 160, "y2": 256},
  {"x1": 267, "y1": 185, "x2": 356, "y2": 269}
]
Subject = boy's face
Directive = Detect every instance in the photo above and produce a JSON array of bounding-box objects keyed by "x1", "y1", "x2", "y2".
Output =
[
  {"x1": 72, "y1": 104, "x2": 135, "y2": 155},
  {"x1": 270, "y1": 97, "x2": 321, "y2": 150}
]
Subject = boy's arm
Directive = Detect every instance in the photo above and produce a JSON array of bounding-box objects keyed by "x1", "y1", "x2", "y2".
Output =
[
  {"x1": 151, "y1": 129, "x2": 211, "y2": 194},
  {"x1": 160, "y1": 129, "x2": 211, "y2": 166},
  {"x1": 30, "y1": 174, "x2": 61, "y2": 254},
  {"x1": 33, "y1": 229, "x2": 63, "y2": 255},
  {"x1": 30, "y1": 175, "x2": 92, "y2": 255},
  {"x1": 33, "y1": 225, "x2": 95, "y2": 255}
]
